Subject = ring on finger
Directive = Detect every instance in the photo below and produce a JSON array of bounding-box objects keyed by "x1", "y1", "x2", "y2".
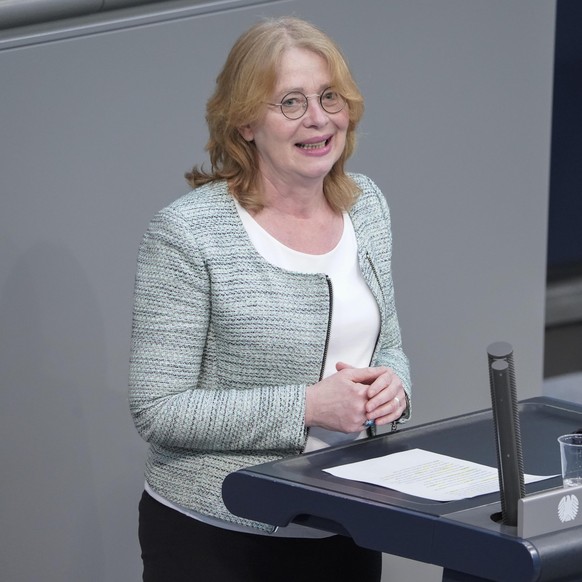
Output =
[{"x1": 394, "y1": 396, "x2": 401, "y2": 409}]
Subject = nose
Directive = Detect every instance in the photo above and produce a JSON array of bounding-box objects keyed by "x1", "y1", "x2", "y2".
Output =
[{"x1": 302, "y1": 97, "x2": 329, "y2": 126}]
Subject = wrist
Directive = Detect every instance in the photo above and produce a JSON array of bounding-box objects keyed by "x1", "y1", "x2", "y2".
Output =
[{"x1": 304, "y1": 384, "x2": 316, "y2": 427}]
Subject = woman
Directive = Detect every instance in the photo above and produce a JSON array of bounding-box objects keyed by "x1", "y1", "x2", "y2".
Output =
[{"x1": 130, "y1": 16, "x2": 411, "y2": 582}]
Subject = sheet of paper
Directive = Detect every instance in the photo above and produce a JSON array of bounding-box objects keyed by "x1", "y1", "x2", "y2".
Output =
[{"x1": 323, "y1": 448, "x2": 556, "y2": 501}]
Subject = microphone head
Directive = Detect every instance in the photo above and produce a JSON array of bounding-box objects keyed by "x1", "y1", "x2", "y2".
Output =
[{"x1": 487, "y1": 341, "x2": 513, "y2": 360}]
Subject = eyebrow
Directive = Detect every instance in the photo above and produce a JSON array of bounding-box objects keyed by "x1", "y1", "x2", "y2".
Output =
[{"x1": 275, "y1": 83, "x2": 333, "y2": 96}]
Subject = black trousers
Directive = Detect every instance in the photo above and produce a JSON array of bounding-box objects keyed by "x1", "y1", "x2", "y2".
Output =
[{"x1": 138, "y1": 491, "x2": 382, "y2": 582}]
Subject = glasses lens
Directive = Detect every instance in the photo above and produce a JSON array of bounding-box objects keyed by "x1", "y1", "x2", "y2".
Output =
[
  {"x1": 320, "y1": 89, "x2": 345, "y2": 114},
  {"x1": 280, "y1": 92, "x2": 307, "y2": 120}
]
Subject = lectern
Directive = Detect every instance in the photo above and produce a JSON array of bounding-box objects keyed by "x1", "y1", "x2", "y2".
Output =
[{"x1": 223, "y1": 397, "x2": 582, "y2": 581}]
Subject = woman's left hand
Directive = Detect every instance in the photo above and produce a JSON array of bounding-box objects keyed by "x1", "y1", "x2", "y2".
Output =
[{"x1": 335, "y1": 362, "x2": 406, "y2": 427}]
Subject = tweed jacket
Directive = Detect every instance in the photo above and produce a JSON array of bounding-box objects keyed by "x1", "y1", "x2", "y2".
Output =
[{"x1": 129, "y1": 173, "x2": 411, "y2": 532}]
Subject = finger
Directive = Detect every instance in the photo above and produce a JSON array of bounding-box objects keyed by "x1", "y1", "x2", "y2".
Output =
[
  {"x1": 347, "y1": 366, "x2": 391, "y2": 386},
  {"x1": 367, "y1": 389, "x2": 404, "y2": 416},
  {"x1": 368, "y1": 398, "x2": 404, "y2": 426},
  {"x1": 335, "y1": 361, "x2": 354, "y2": 372},
  {"x1": 366, "y1": 371, "x2": 395, "y2": 398},
  {"x1": 393, "y1": 394, "x2": 403, "y2": 412}
]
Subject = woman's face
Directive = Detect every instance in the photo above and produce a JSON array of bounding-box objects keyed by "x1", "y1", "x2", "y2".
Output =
[{"x1": 239, "y1": 47, "x2": 349, "y2": 191}]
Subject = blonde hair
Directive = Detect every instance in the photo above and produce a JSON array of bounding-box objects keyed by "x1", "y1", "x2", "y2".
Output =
[{"x1": 185, "y1": 16, "x2": 365, "y2": 212}]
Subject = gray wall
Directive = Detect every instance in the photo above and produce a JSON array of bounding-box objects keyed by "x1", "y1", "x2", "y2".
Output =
[{"x1": 0, "y1": 1, "x2": 555, "y2": 580}]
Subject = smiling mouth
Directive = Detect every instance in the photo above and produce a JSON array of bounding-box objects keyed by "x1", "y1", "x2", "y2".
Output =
[{"x1": 296, "y1": 137, "x2": 331, "y2": 150}]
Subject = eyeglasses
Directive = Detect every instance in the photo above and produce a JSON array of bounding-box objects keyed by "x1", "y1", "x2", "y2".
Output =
[{"x1": 266, "y1": 87, "x2": 346, "y2": 120}]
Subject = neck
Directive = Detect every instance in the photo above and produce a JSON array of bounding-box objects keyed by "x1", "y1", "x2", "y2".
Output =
[{"x1": 258, "y1": 175, "x2": 328, "y2": 219}]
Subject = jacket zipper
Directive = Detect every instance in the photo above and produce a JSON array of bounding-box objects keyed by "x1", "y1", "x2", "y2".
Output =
[
  {"x1": 365, "y1": 252, "x2": 383, "y2": 367},
  {"x1": 302, "y1": 275, "x2": 333, "y2": 453},
  {"x1": 318, "y1": 275, "x2": 333, "y2": 382}
]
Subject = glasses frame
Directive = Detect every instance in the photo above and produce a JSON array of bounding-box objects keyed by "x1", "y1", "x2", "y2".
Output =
[{"x1": 266, "y1": 87, "x2": 346, "y2": 120}]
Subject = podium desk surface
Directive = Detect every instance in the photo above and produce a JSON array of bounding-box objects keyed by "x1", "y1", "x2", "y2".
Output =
[{"x1": 222, "y1": 397, "x2": 582, "y2": 582}]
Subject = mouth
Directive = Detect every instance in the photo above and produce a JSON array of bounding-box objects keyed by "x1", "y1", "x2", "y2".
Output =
[{"x1": 296, "y1": 137, "x2": 332, "y2": 150}]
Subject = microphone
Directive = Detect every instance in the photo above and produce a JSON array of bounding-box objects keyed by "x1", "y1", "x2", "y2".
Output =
[{"x1": 487, "y1": 341, "x2": 525, "y2": 526}]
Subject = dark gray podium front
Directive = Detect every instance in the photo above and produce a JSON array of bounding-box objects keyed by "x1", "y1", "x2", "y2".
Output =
[{"x1": 222, "y1": 397, "x2": 582, "y2": 581}]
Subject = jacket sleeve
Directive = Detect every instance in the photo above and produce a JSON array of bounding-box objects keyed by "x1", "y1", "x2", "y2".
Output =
[{"x1": 128, "y1": 206, "x2": 308, "y2": 453}]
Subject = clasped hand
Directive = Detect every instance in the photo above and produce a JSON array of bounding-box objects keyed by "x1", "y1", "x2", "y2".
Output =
[{"x1": 305, "y1": 362, "x2": 405, "y2": 433}]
